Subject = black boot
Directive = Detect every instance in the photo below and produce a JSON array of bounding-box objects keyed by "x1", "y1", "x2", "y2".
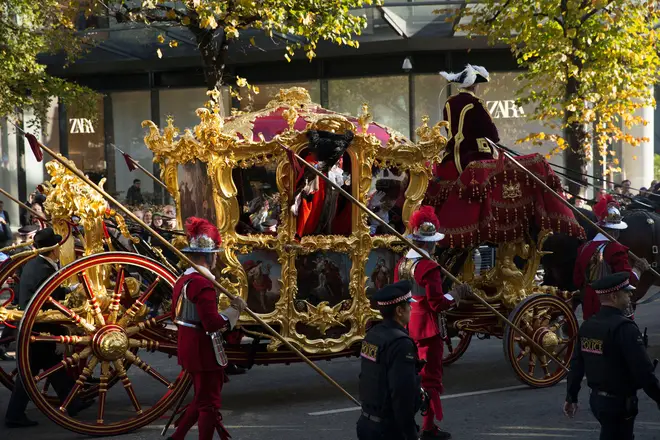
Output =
[
  {"x1": 225, "y1": 364, "x2": 246, "y2": 375},
  {"x1": 421, "y1": 427, "x2": 452, "y2": 440},
  {"x1": 0, "y1": 347, "x2": 15, "y2": 361}
]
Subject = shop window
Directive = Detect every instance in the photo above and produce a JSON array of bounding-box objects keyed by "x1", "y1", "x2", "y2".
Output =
[
  {"x1": 328, "y1": 76, "x2": 409, "y2": 137},
  {"x1": 67, "y1": 97, "x2": 106, "y2": 184}
]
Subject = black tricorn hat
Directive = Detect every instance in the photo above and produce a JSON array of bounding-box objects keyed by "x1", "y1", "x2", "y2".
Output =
[
  {"x1": 33, "y1": 227, "x2": 62, "y2": 249},
  {"x1": 307, "y1": 129, "x2": 354, "y2": 172},
  {"x1": 18, "y1": 224, "x2": 39, "y2": 235}
]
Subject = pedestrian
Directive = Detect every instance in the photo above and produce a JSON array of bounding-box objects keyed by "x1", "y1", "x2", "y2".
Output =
[
  {"x1": 574, "y1": 194, "x2": 650, "y2": 321},
  {"x1": 167, "y1": 217, "x2": 247, "y2": 440},
  {"x1": 4, "y1": 228, "x2": 90, "y2": 428},
  {"x1": 357, "y1": 280, "x2": 424, "y2": 440},
  {"x1": 126, "y1": 179, "x2": 144, "y2": 206},
  {"x1": 394, "y1": 206, "x2": 472, "y2": 440},
  {"x1": 564, "y1": 272, "x2": 660, "y2": 440}
]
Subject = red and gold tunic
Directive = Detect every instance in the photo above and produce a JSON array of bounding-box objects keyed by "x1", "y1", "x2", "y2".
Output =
[
  {"x1": 435, "y1": 90, "x2": 500, "y2": 180},
  {"x1": 574, "y1": 233, "x2": 638, "y2": 320}
]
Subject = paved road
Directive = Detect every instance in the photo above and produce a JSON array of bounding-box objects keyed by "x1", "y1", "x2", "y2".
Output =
[{"x1": 2, "y1": 294, "x2": 660, "y2": 440}]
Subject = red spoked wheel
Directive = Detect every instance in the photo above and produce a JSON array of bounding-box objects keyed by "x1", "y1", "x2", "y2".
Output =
[
  {"x1": 17, "y1": 252, "x2": 190, "y2": 436},
  {"x1": 443, "y1": 330, "x2": 472, "y2": 366},
  {"x1": 503, "y1": 294, "x2": 578, "y2": 388}
]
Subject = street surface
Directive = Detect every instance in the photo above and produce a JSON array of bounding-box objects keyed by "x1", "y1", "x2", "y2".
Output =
[{"x1": 2, "y1": 290, "x2": 660, "y2": 440}]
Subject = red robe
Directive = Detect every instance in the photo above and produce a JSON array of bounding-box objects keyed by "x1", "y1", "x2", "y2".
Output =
[
  {"x1": 574, "y1": 235, "x2": 637, "y2": 320},
  {"x1": 170, "y1": 270, "x2": 231, "y2": 440},
  {"x1": 435, "y1": 90, "x2": 500, "y2": 181},
  {"x1": 395, "y1": 252, "x2": 455, "y2": 428}
]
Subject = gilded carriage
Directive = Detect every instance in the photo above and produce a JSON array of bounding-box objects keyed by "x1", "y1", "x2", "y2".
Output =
[{"x1": 0, "y1": 87, "x2": 583, "y2": 436}]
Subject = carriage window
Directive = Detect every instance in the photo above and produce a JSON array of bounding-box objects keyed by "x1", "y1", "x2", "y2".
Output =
[
  {"x1": 292, "y1": 151, "x2": 352, "y2": 237},
  {"x1": 238, "y1": 249, "x2": 281, "y2": 314},
  {"x1": 367, "y1": 168, "x2": 409, "y2": 236},
  {"x1": 365, "y1": 249, "x2": 400, "y2": 301},
  {"x1": 295, "y1": 251, "x2": 352, "y2": 306},
  {"x1": 178, "y1": 161, "x2": 217, "y2": 226},
  {"x1": 233, "y1": 165, "x2": 280, "y2": 236}
]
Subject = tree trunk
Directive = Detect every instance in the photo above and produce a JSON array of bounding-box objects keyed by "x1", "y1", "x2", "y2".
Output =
[
  {"x1": 563, "y1": 77, "x2": 588, "y2": 201},
  {"x1": 190, "y1": 26, "x2": 230, "y2": 115}
]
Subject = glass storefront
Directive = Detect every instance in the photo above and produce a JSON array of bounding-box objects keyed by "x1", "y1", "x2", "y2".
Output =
[
  {"x1": 67, "y1": 97, "x2": 106, "y2": 183},
  {"x1": 160, "y1": 87, "x2": 229, "y2": 130},
  {"x1": 112, "y1": 91, "x2": 153, "y2": 203},
  {"x1": 328, "y1": 76, "x2": 410, "y2": 137},
  {"x1": 0, "y1": 118, "x2": 19, "y2": 229},
  {"x1": 239, "y1": 81, "x2": 321, "y2": 111},
  {"x1": 414, "y1": 74, "x2": 449, "y2": 138}
]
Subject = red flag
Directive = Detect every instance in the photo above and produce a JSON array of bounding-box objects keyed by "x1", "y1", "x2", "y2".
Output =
[
  {"x1": 282, "y1": 143, "x2": 304, "y2": 184},
  {"x1": 123, "y1": 153, "x2": 137, "y2": 172},
  {"x1": 25, "y1": 133, "x2": 43, "y2": 162}
]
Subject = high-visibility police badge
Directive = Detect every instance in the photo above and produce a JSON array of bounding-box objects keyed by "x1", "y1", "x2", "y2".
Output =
[
  {"x1": 581, "y1": 337, "x2": 604, "y2": 355},
  {"x1": 360, "y1": 341, "x2": 378, "y2": 362}
]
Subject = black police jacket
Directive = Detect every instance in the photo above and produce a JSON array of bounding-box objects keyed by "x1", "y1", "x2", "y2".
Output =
[
  {"x1": 358, "y1": 319, "x2": 421, "y2": 440},
  {"x1": 566, "y1": 306, "x2": 660, "y2": 404}
]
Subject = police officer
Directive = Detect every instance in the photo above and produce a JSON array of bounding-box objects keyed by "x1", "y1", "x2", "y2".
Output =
[
  {"x1": 564, "y1": 272, "x2": 660, "y2": 440},
  {"x1": 357, "y1": 280, "x2": 424, "y2": 440}
]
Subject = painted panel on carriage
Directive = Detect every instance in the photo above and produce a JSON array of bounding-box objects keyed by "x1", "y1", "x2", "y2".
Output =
[
  {"x1": 178, "y1": 160, "x2": 217, "y2": 226},
  {"x1": 367, "y1": 168, "x2": 409, "y2": 236},
  {"x1": 237, "y1": 249, "x2": 281, "y2": 315},
  {"x1": 295, "y1": 251, "x2": 352, "y2": 307},
  {"x1": 233, "y1": 164, "x2": 280, "y2": 236},
  {"x1": 365, "y1": 248, "x2": 400, "y2": 301}
]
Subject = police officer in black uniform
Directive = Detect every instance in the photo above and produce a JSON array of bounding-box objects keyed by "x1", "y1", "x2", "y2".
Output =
[
  {"x1": 357, "y1": 280, "x2": 424, "y2": 440},
  {"x1": 564, "y1": 272, "x2": 660, "y2": 440}
]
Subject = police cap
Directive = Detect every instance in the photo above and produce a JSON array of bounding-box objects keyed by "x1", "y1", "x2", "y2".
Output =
[
  {"x1": 18, "y1": 224, "x2": 39, "y2": 235},
  {"x1": 591, "y1": 272, "x2": 636, "y2": 295},
  {"x1": 372, "y1": 280, "x2": 416, "y2": 307}
]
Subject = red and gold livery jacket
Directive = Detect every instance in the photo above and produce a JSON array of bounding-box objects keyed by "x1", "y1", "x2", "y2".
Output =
[
  {"x1": 573, "y1": 234, "x2": 638, "y2": 321},
  {"x1": 171, "y1": 268, "x2": 229, "y2": 372},
  {"x1": 442, "y1": 90, "x2": 500, "y2": 174},
  {"x1": 394, "y1": 250, "x2": 455, "y2": 341}
]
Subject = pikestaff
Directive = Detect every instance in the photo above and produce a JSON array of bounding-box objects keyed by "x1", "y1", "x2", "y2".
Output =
[
  {"x1": 110, "y1": 143, "x2": 170, "y2": 193},
  {"x1": 486, "y1": 139, "x2": 660, "y2": 283},
  {"x1": 0, "y1": 187, "x2": 49, "y2": 230},
  {"x1": 12, "y1": 122, "x2": 360, "y2": 408},
  {"x1": 277, "y1": 141, "x2": 570, "y2": 372}
]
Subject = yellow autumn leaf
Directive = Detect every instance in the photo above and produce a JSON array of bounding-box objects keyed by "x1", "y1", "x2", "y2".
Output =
[
  {"x1": 165, "y1": 9, "x2": 176, "y2": 20},
  {"x1": 181, "y1": 16, "x2": 191, "y2": 26},
  {"x1": 169, "y1": 40, "x2": 178, "y2": 48},
  {"x1": 156, "y1": 48, "x2": 163, "y2": 58},
  {"x1": 157, "y1": 34, "x2": 165, "y2": 44},
  {"x1": 236, "y1": 77, "x2": 248, "y2": 87}
]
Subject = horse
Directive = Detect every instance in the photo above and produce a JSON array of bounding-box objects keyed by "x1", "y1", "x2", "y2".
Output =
[{"x1": 541, "y1": 206, "x2": 660, "y2": 305}]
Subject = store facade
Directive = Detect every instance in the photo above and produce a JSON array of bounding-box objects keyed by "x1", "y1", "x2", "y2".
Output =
[{"x1": 1, "y1": 6, "x2": 656, "y2": 223}]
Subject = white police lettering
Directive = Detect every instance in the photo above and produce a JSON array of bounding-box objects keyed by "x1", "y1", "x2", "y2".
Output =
[
  {"x1": 69, "y1": 118, "x2": 95, "y2": 134},
  {"x1": 486, "y1": 100, "x2": 525, "y2": 119}
]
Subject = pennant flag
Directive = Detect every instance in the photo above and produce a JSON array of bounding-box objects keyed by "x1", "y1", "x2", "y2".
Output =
[
  {"x1": 123, "y1": 153, "x2": 137, "y2": 172},
  {"x1": 25, "y1": 133, "x2": 44, "y2": 162},
  {"x1": 282, "y1": 143, "x2": 304, "y2": 184}
]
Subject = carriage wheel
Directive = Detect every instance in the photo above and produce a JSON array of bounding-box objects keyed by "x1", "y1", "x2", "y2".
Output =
[
  {"x1": 503, "y1": 294, "x2": 578, "y2": 388},
  {"x1": 443, "y1": 330, "x2": 472, "y2": 366},
  {"x1": 17, "y1": 252, "x2": 190, "y2": 436}
]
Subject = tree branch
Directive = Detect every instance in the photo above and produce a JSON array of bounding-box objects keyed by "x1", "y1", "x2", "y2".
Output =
[{"x1": 486, "y1": 0, "x2": 511, "y2": 25}]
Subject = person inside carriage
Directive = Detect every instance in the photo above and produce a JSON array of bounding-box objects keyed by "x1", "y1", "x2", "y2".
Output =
[
  {"x1": 574, "y1": 195, "x2": 651, "y2": 321},
  {"x1": 291, "y1": 129, "x2": 353, "y2": 237},
  {"x1": 434, "y1": 64, "x2": 500, "y2": 182},
  {"x1": 394, "y1": 206, "x2": 473, "y2": 440}
]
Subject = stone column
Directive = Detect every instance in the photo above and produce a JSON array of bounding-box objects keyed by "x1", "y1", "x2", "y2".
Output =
[{"x1": 622, "y1": 97, "x2": 654, "y2": 189}]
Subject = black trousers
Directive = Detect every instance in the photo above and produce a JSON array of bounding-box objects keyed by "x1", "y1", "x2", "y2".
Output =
[
  {"x1": 590, "y1": 393, "x2": 637, "y2": 440},
  {"x1": 5, "y1": 342, "x2": 74, "y2": 420},
  {"x1": 357, "y1": 415, "x2": 412, "y2": 440}
]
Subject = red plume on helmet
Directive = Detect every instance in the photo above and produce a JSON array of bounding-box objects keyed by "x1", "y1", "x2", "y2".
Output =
[
  {"x1": 409, "y1": 205, "x2": 440, "y2": 231},
  {"x1": 184, "y1": 217, "x2": 221, "y2": 246},
  {"x1": 593, "y1": 194, "x2": 618, "y2": 222}
]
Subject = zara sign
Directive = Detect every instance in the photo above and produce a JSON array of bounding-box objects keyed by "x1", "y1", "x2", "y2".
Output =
[
  {"x1": 485, "y1": 100, "x2": 525, "y2": 119},
  {"x1": 69, "y1": 118, "x2": 95, "y2": 134}
]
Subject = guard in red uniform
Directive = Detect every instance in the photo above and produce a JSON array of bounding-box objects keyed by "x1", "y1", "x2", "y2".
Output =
[
  {"x1": 435, "y1": 65, "x2": 500, "y2": 181},
  {"x1": 168, "y1": 217, "x2": 247, "y2": 440},
  {"x1": 574, "y1": 195, "x2": 650, "y2": 321},
  {"x1": 394, "y1": 206, "x2": 472, "y2": 440}
]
